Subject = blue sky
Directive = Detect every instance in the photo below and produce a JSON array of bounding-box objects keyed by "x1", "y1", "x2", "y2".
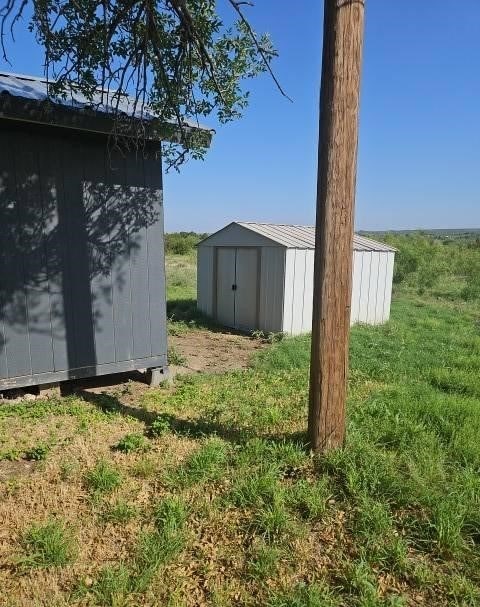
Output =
[{"x1": 3, "y1": 1, "x2": 480, "y2": 232}]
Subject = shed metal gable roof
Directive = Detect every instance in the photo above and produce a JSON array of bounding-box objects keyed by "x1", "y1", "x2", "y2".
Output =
[
  {"x1": 0, "y1": 71, "x2": 157, "y2": 119},
  {"x1": 200, "y1": 222, "x2": 397, "y2": 252},
  {"x1": 0, "y1": 71, "x2": 212, "y2": 141}
]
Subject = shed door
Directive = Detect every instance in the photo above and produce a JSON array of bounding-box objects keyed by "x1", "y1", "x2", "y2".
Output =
[
  {"x1": 234, "y1": 248, "x2": 259, "y2": 331},
  {"x1": 215, "y1": 247, "x2": 259, "y2": 330},
  {"x1": 216, "y1": 248, "x2": 236, "y2": 327}
]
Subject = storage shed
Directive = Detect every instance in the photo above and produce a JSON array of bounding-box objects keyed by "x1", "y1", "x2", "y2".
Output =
[
  {"x1": 0, "y1": 71, "x2": 211, "y2": 391},
  {"x1": 197, "y1": 222, "x2": 396, "y2": 335}
]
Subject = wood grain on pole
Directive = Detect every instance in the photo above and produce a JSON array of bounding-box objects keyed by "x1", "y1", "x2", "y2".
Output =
[{"x1": 308, "y1": 0, "x2": 365, "y2": 452}]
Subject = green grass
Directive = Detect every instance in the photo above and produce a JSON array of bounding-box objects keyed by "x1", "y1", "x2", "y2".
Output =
[
  {"x1": 101, "y1": 500, "x2": 137, "y2": 524},
  {"x1": 165, "y1": 437, "x2": 230, "y2": 487},
  {"x1": 267, "y1": 582, "x2": 337, "y2": 607},
  {"x1": 89, "y1": 564, "x2": 131, "y2": 607},
  {"x1": 84, "y1": 460, "x2": 122, "y2": 494},
  {"x1": 4, "y1": 248, "x2": 480, "y2": 606},
  {"x1": 20, "y1": 519, "x2": 76, "y2": 568},
  {"x1": 247, "y1": 542, "x2": 281, "y2": 580},
  {"x1": 115, "y1": 432, "x2": 150, "y2": 454}
]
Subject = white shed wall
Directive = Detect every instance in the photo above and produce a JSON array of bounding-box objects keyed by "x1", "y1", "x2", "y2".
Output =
[
  {"x1": 350, "y1": 251, "x2": 395, "y2": 325},
  {"x1": 282, "y1": 250, "x2": 394, "y2": 335},
  {"x1": 282, "y1": 249, "x2": 315, "y2": 335},
  {"x1": 197, "y1": 246, "x2": 215, "y2": 316},
  {"x1": 258, "y1": 247, "x2": 286, "y2": 333}
]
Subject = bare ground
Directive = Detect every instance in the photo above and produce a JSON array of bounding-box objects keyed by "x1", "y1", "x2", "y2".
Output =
[{"x1": 169, "y1": 328, "x2": 266, "y2": 375}]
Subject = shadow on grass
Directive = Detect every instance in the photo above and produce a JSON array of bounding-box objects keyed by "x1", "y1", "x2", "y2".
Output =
[
  {"x1": 167, "y1": 298, "x2": 254, "y2": 337},
  {"x1": 167, "y1": 298, "x2": 216, "y2": 329},
  {"x1": 77, "y1": 389, "x2": 308, "y2": 449}
]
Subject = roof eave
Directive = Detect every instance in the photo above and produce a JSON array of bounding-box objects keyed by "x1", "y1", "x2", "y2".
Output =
[{"x1": 0, "y1": 92, "x2": 213, "y2": 147}]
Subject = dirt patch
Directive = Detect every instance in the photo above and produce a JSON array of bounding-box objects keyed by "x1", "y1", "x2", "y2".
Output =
[
  {"x1": 169, "y1": 329, "x2": 266, "y2": 375},
  {"x1": 0, "y1": 459, "x2": 39, "y2": 481}
]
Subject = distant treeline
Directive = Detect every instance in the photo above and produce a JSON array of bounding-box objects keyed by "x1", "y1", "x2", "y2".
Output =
[
  {"x1": 369, "y1": 232, "x2": 480, "y2": 301},
  {"x1": 165, "y1": 231, "x2": 209, "y2": 255},
  {"x1": 360, "y1": 229, "x2": 480, "y2": 244}
]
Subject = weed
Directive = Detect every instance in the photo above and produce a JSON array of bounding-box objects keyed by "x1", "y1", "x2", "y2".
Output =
[
  {"x1": 0, "y1": 448, "x2": 22, "y2": 461},
  {"x1": 168, "y1": 345, "x2": 187, "y2": 366},
  {"x1": 115, "y1": 433, "x2": 150, "y2": 454},
  {"x1": 149, "y1": 414, "x2": 173, "y2": 437},
  {"x1": 24, "y1": 443, "x2": 50, "y2": 461},
  {"x1": 131, "y1": 497, "x2": 189, "y2": 592},
  {"x1": 267, "y1": 332, "x2": 286, "y2": 344},
  {"x1": 229, "y1": 466, "x2": 281, "y2": 509},
  {"x1": 131, "y1": 456, "x2": 157, "y2": 478},
  {"x1": 351, "y1": 496, "x2": 394, "y2": 549},
  {"x1": 430, "y1": 498, "x2": 466, "y2": 556},
  {"x1": 102, "y1": 500, "x2": 137, "y2": 524},
  {"x1": 341, "y1": 559, "x2": 379, "y2": 605},
  {"x1": 444, "y1": 573, "x2": 480, "y2": 605},
  {"x1": 20, "y1": 519, "x2": 76, "y2": 568},
  {"x1": 84, "y1": 460, "x2": 122, "y2": 494}
]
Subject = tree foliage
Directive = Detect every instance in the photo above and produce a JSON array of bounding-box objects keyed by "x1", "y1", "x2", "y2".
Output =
[{"x1": 1, "y1": 0, "x2": 284, "y2": 168}]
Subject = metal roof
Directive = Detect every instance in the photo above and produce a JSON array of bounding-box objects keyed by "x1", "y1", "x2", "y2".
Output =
[
  {"x1": 236, "y1": 222, "x2": 397, "y2": 252},
  {"x1": 0, "y1": 71, "x2": 210, "y2": 131}
]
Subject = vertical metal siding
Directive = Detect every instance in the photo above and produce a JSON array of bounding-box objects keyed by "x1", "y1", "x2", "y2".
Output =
[
  {"x1": 282, "y1": 249, "x2": 296, "y2": 333},
  {"x1": 258, "y1": 247, "x2": 284, "y2": 333},
  {"x1": 381, "y1": 252, "x2": 395, "y2": 323},
  {"x1": 366, "y1": 252, "x2": 381, "y2": 324},
  {"x1": 197, "y1": 246, "x2": 215, "y2": 316},
  {"x1": 357, "y1": 252, "x2": 371, "y2": 323},
  {"x1": 374, "y1": 252, "x2": 388, "y2": 323},
  {"x1": 144, "y1": 153, "x2": 167, "y2": 359},
  {"x1": 301, "y1": 250, "x2": 315, "y2": 332},
  {"x1": 126, "y1": 155, "x2": 152, "y2": 361},
  {"x1": 0, "y1": 123, "x2": 167, "y2": 389},
  {"x1": 0, "y1": 129, "x2": 31, "y2": 378},
  {"x1": 282, "y1": 249, "x2": 312, "y2": 335},
  {"x1": 292, "y1": 250, "x2": 307, "y2": 334},
  {"x1": 350, "y1": 251, "x2": 362, "y2": 324},
  {"x1": 83, "y1": 138, "x2": 116, "y2": 366}
]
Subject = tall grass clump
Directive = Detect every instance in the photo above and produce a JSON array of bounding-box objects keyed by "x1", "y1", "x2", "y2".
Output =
[{"x1": 20, "y1": 519, "x2": 76, "y2": 568}]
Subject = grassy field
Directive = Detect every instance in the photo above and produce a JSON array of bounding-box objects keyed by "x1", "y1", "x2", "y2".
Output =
[{"x1": 0, "y1": 240, "x2": 479, "y2": 606}]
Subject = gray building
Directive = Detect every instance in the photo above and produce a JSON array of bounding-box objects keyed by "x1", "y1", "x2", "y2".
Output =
[
  {"x1": 0, "y1": 72, "x2": 210, "y2": 391},
  {"x1": 197, "y1": 222, "x2": 396, "y2": 335}
]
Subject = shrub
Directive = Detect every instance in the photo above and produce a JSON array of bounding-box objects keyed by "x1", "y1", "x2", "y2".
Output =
[{"x1": 164, "y1": 232, "x2": 208, "y2": 255}]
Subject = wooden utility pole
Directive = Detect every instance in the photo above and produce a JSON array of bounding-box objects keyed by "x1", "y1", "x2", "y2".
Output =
[{"x1": 308, "y1": 0, "x2": 365, "y2": 452}]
